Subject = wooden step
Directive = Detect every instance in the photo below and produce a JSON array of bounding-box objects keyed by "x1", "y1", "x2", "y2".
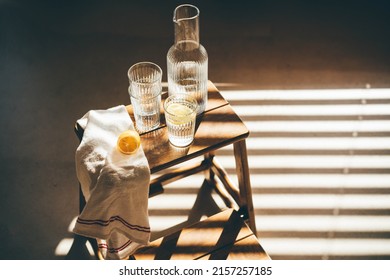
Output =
[{"x1": 133, "y1": 209, "x2": 270, "y2": 260}]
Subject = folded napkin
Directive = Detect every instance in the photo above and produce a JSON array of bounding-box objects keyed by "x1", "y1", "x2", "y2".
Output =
[{"x1": 73, "y1": 105, "x2": 151, "y2": 260}]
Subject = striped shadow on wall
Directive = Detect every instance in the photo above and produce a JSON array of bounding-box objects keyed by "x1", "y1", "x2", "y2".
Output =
[{"x1": 215, "y1": 87, "x2": 390, "y2": 260}]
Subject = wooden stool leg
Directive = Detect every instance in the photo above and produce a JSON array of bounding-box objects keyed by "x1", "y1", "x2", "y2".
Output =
[
  {"x1": 204, "y1": 151, "x2": 215, "y2": 184},
  {"x1": 233, "y1": 139, "x2": 257, "y2": 235}
]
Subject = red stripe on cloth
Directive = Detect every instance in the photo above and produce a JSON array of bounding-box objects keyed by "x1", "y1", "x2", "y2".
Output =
[
  {"x1": 77, "y1": 216, "x2": 150, "y2": 233},
  {"x1": 98, "y1": 240, "x2": 133, "y2": 253}
]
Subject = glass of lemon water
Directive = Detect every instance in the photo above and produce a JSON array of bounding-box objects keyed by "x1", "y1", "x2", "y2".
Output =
[{"x1": 164, "y1": 94, "x2": 198, "y2": 147}]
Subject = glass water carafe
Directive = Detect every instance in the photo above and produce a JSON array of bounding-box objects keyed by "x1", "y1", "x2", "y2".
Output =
[{"x1": 167, "y1": 4, "x2": 208, "y2": 115}]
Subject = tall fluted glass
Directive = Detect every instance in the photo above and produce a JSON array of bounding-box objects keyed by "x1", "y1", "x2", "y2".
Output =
[{"x1": 127, "y1": 62, "x2": 162, "y2": 133}]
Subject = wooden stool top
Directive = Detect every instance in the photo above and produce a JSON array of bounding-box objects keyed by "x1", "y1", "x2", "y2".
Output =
[{"x1": 75, "y1": 81, "x2": 249, "y2": 174}]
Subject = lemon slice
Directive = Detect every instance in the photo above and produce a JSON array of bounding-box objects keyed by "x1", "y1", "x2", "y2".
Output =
[
  {"x1": 117, "y1": 130, "x2": 141, "y2": 155},
  {"x1": 168, "y1": 103, "x2": 193, "y2": 115},
  {"x1": 167, "y1": 103, "x2": 194, "y2": 125}
]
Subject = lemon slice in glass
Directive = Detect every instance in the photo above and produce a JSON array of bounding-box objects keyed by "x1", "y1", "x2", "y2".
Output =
[{"x1": 167, "y1": 103, "x2": 194, "y2": 125}]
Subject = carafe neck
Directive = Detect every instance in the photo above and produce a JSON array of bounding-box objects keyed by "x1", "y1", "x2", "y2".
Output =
[{"x1": 173, "y1": 4, "x2": 200, "y2": 50}]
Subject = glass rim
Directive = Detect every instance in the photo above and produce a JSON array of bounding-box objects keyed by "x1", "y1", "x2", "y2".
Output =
[
  {"x1": 173, "y1": 4, "x2": 200, "y2": 23},
  {"x1": 127, "y1": 61, "x2": 162, "y2": 85},
  {"x1": 164, "y1": 94, "x2": 198, "y2": 117}
]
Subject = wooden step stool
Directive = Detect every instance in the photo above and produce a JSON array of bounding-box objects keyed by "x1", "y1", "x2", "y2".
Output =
[
  {"x1": 75, "y1": 81, "x2": 263, "y2": 260},
  {"x1": 133, "y1": 209, "x2": 270, "y2": 260}
]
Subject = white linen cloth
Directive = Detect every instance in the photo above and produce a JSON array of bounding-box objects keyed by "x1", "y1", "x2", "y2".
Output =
[{"x1": 73, "y1": 105, "x2": 151, "y2": 260}]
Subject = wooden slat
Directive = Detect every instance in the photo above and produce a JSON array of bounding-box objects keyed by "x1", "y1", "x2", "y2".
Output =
[
  {"x1": 198, "y1": 235, "x2": 271, "y2": 260},
  {"x1": 150, "y1": 159, "x2": 211, "y2": 188}
]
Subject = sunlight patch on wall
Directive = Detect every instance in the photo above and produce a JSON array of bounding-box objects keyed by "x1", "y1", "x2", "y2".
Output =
[{"x1": 221, "y1": 88, "x2": 390, "y2": 101}]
